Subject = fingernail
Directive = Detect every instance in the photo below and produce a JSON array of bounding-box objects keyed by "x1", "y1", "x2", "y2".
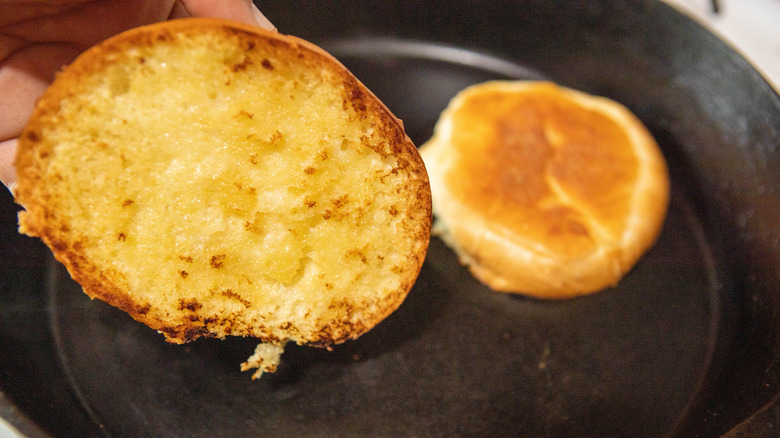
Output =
[
  {"x1": 251, "y1": 4, "x2": 277, "y2": 31},
  {"x1": 3, "y1": 181, "x2": 16, "y2": 196}
]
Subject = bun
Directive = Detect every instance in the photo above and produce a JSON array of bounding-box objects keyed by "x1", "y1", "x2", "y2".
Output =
[
  {"x1": 420, "y1": 80, "x2": 668, "y2": 299},
  {"x1": 14, "y1": 18, "x2": 431, "y2": 375}
]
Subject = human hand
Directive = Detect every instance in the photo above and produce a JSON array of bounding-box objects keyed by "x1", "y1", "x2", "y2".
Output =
[{"x1": 0, "y1": 0, "x2": 275, "y2": 191}]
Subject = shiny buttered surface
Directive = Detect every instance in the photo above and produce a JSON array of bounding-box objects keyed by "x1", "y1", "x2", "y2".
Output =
[{"x1": 13, "y1": 18, "x2": 431, "y2": 377}]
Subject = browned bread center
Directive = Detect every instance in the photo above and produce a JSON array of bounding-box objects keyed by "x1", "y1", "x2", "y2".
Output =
[{"x1": 446, "y1": 84, "x2": 640, "y2": 258}]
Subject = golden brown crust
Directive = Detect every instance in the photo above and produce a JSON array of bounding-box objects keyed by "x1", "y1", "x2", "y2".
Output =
[
  {"x1": 14, "y1": 18, "x2": 431, "y2": 346},
  {"x1": 420, "y1": 81, "x2": 668, "y2": 298}
]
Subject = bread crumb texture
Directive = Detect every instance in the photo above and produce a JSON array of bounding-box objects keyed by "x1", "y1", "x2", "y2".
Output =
[
  {"x1": 420, "y1": 81, "x2": 668, "y2": 298},
  {"x1": 241, "y1": 341, "x2": 288, "y2": 380},
  {"x1": 14, "y1": 19, "x2": 431, "y2": 351}
]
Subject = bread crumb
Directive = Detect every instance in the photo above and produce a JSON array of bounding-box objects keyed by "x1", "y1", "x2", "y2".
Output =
[{"x1": 241, "y1": 340, "x2": 288, "y2": 379}]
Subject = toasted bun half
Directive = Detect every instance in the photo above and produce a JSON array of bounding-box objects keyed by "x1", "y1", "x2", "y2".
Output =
[
  {"x1": 14, "y1": 18, "x2": 431, "y2": 347},
  {"x1": 420, "y1": 81, "x2": 669, "y2": 299}
]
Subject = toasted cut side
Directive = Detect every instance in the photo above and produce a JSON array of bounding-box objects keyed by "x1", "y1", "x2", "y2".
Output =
[
  {"x1": 420, "y1": 81, "x2": 669, "y2": 299},
  {"x1": 14, "y1": 18, "x2": 431, "y2": 367}
]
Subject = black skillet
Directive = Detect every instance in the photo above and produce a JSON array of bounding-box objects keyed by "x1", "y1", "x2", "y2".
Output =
[{"x1": 2, "y1": 1, "x2": 780, "y2": 436}]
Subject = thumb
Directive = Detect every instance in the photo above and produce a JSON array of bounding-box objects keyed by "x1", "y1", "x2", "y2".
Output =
[{"x1": 172, "y1": 0, "x2": 276, "y2": 31}]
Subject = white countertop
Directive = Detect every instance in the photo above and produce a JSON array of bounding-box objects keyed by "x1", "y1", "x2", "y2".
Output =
[{"x1": 0, "y1": 419, "x2": 20, "y2": 438}]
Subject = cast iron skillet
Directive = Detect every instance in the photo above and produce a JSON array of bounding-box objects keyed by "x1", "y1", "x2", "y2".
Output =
[{"x1": 2, "y1": 1, "x2": 780, "y2": 436}]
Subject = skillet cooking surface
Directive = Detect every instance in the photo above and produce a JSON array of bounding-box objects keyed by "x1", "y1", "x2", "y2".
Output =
[{"x1": 2, "y1": 1, "x2": 780, "y2": 437}]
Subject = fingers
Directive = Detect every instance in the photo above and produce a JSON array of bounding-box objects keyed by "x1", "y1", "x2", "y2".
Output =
[
  {"x1": 0, "y1": 44, "x2": 80, "y2": 141},
  {"x1": 0, "y1": 43, "x2": 82, "y2": 191},
  {"x1": 177, "y1": 0, "x2": 276, "y2": 31},
  {"x1": 0, "y1": 139, "x2": 17, "y2": 191}
]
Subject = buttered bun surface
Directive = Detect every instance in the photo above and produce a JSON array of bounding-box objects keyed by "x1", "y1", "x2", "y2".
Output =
[{"x1": 14, "y1": 18, "x2": 431, "y2": 371}]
